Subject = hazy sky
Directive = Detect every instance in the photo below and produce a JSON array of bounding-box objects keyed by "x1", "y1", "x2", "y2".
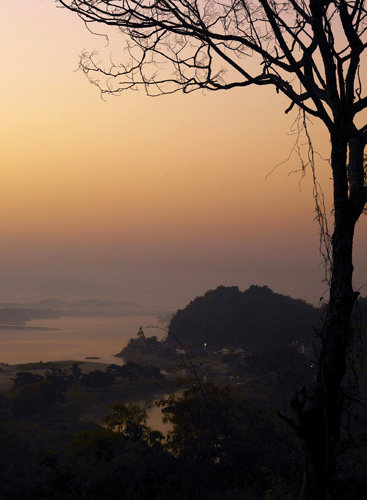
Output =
[{"x1": 1, "y1": 0, "x2": 366, "y2": 309}]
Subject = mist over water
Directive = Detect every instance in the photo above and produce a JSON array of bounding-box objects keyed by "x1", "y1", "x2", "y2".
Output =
[{"x1": 0, "y1": 315, "x2": 165, "y2": 364}]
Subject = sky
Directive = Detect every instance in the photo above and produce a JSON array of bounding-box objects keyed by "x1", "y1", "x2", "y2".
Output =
[{"x1": 0, "y1": 0, "x2": 366, "y2": 310}]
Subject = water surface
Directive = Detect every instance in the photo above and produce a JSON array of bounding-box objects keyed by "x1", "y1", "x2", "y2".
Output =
[{"x1": 0, "y1": 315, "x2": 164, "y2": 364}]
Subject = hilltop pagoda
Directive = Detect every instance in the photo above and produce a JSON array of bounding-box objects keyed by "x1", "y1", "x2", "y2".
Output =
[{"x1": 137, "y1": 326, "x2": 145, "y2": 340}]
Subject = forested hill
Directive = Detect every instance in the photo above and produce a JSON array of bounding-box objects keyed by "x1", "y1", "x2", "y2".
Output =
[{"x1": 167, "y1": 285, "x2": 321, "y2": 351}]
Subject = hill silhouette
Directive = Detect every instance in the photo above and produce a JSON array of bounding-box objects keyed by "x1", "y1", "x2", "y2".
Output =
[{"x1": 167, "y1": 285, "x2": 320, "y2": 351}]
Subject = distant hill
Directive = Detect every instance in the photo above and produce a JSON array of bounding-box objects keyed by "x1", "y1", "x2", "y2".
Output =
[
  {"x1": 0, "y1": 308, "x2": 61, "y2": 324},
  {"x1": 0, "y1": 299, "x2": 143, "y2": 316},
  {"x1": 0, "y1": 298, "x2": 147, "y2": 325},
  {"x1": 37, "y1": 299, "x2": 67, "y2": 308},
  {"x1": 65, "y1": 299, "x2": 142, "y2": 313},
  {"x1": 167, "y1": 285, "x2": 321, "y2": 351}
]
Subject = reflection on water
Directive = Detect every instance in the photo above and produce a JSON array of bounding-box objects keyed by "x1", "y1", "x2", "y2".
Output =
[{"x1": 0, "y1": 315, "x2": 164, "y2": 364}]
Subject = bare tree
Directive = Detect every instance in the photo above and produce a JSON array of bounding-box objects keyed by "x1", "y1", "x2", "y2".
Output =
[{"x1": 58, "y1": 0, "x2": 367, "y2": 496}]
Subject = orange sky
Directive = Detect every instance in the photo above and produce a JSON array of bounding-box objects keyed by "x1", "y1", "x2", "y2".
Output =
[{"x1": 0, "y1": 0, "x2": 366, "y2": 308}]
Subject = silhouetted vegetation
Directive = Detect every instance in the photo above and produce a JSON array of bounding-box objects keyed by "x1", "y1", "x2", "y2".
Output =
[
  {"x1": 116, "y1": 334, "x2": 174, "y2": 358},
  {"x1": 108, "y1": 362, "x2": 165, "y2": 381},
  {"x1": 80, "y1": 370, "x2": 116, "y2": 388},
  {"x1": 0, "y1": 377, "x2": 304, "y2": 499},
  {"x1": 168, "y1": 285, "x2": 320, "y2": 351},
  {"x1": 2, "y1": 369, "x2": 366, "y2": 499},
  {"x1": 1, "y1": 290, "x2": 367, "y2": 497},
  {"x1": 115, "y1": 334, "x2": 179, "y2": 371}
]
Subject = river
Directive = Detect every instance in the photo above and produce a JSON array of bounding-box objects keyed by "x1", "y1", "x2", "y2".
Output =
[{"x1": 0, "y1": 314, "x2": 166, "y2": 365}]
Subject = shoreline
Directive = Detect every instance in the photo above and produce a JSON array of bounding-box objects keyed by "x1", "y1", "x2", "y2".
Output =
[
  {"x1": 0, "y1": 358, "x2": 178, "y2": 433},
  {"x1": 0, "y1": 357, "x2": 178, "y2": 392},
  {"x1": 0, "y1": 359, "x2": 115, "y2": 392},
  {"x1": 0, "y1": 314, "x2": 167, "y2": 366}
]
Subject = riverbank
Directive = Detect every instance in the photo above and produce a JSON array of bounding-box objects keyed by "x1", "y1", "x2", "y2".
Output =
[
  {"x1": 0, "y1": 360, "x2": 113, "y2": 392},
  {"x1": 0, "y1": 358, "x2": 179, "y2": 430}
]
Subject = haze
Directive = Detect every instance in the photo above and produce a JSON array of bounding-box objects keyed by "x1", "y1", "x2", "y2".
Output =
[{"x1": 1, "y1": 0, "x2": 366, "y2": 310}]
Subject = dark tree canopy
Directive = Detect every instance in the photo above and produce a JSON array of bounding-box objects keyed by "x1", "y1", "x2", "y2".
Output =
[{"x1": 168, "y1": 284, "x2": 320, "y2": 350}]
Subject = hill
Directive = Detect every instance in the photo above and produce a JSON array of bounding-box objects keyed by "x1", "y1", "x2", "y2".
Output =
[{"x1": 167, "y1": 285, "x2": 321, "y2": 351}]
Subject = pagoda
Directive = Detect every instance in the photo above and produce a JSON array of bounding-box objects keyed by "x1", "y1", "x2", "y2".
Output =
[{"x1": 137, "y1": 326, "x2": 145, "y2": 339}]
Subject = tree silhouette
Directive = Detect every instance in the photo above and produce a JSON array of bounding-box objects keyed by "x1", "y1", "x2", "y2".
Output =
[{"x1": 58, "y1": 0, "x2": 367, "y2": 496}]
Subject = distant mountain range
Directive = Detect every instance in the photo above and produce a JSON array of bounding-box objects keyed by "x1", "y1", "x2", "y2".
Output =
[
  {"x1": 0, "y1": 299, "x2": 142, "y2": 311},
  {"x1": 37, "y1": 299, "x2": 142, "y2": 312},
  {"x1": 0, "y1": 298, "x2": 142, "y2": 311},
  {"x1": 0, "y1": 299, "x2": 146, "y2": 324}
]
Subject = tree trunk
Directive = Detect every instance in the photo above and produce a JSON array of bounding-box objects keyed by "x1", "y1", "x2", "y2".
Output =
[{"x1": 294, "y1": 135, "x2": 363, "y2": 499}]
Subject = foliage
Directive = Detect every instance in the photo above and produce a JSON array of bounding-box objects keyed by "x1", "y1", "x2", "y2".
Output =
[
  {"x1": 70, "y1": 363, "x2": 81, "y2": 381},
  {"x1": 118, "y1": 334, "x2": 174, "y2": 358},
  {"x1": 10, "y1": 366, "x2": 83, "y2": 417},
  {"x1": 12, "y1": 371, "x2": 44, "y2": 388},
  {"x1": 80, "y1": 369, "x2": 116, "y2": 388},
  {"x1": 65, "y1": 428, "x2": 175, "y2": 499},
  {"x1": 108, "y1": 361, "x2": 165, "y2": 381},
  {"x1": 105, "y1": 403, "x2": 149, "y2": 439},
  {"x1": 159, "y1": 383, "x2": 303, "y2": 495},
  {"x1": 11, "y1": 380, "x2": 66, "y2": 417},
  {"x1": 168, "y1": 285, "x2": 320, "y2": 350},
  {"x1": 0, "y1": 370, "x2": 367, "y2": 498}
]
